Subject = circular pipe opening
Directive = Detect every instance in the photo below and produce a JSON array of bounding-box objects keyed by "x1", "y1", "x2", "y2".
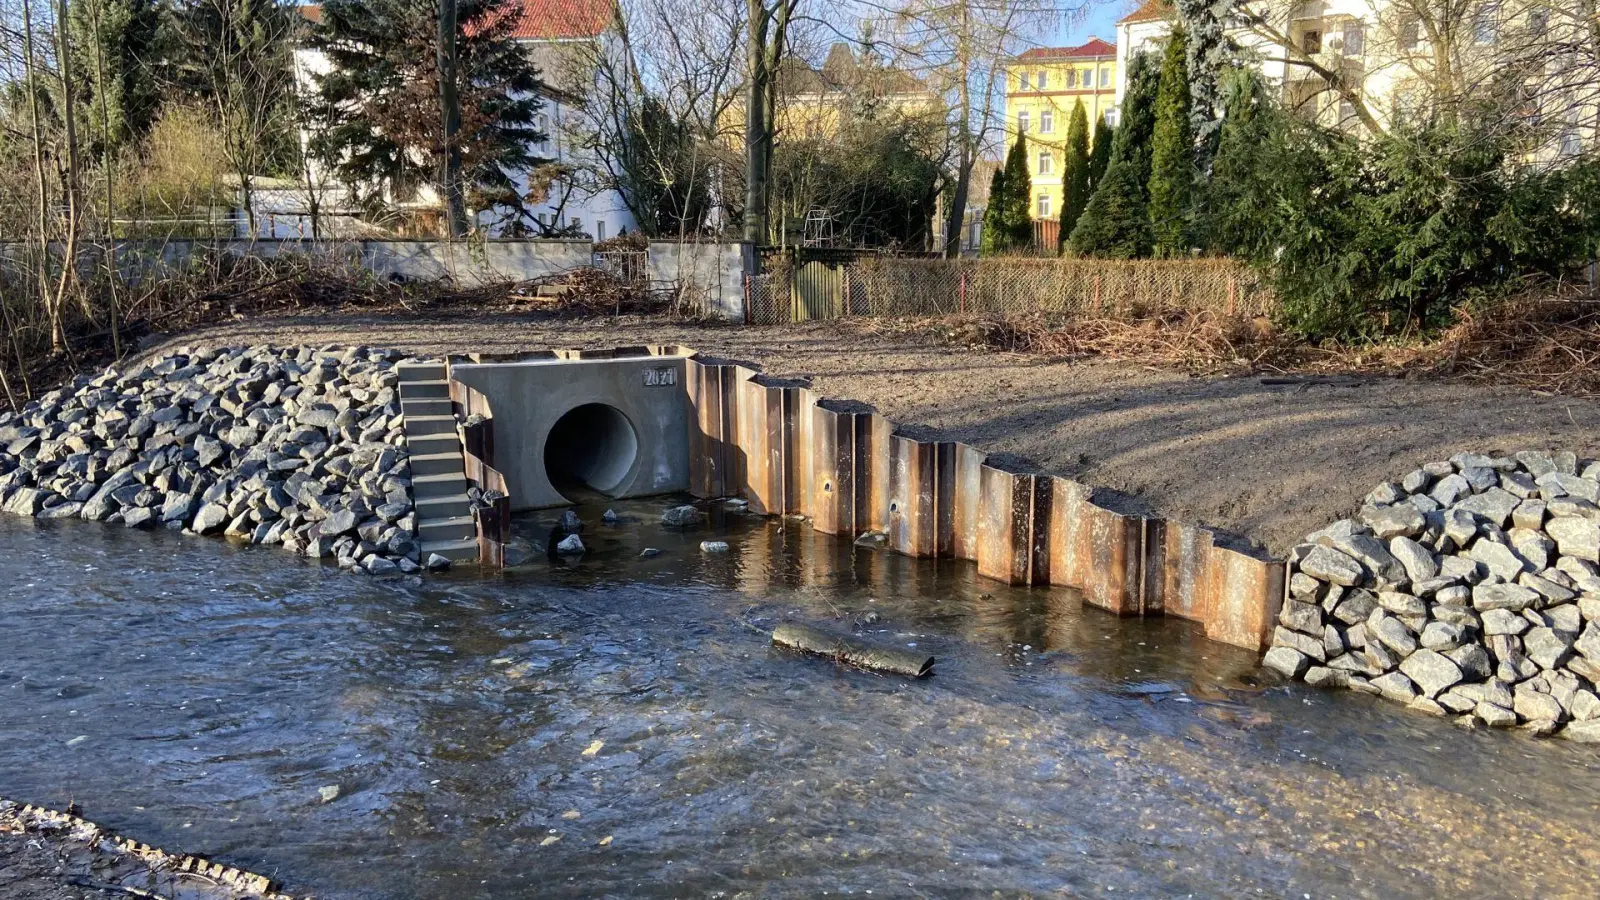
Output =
[{"x1": 544, "y1": 403, "x2": 640, "y2": 500}]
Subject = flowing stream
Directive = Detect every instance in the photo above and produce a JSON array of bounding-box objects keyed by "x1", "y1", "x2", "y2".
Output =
[{"x1": 4, "y1": 497, "x2": 1600, "y2": 898}]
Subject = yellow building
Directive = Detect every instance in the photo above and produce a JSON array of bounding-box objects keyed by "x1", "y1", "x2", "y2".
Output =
[
  {"x1": 1003, "y1": 38, "x2": 1118, "y2": 228},
  {"x1": 721, "y1": 43, "x2": 940, "y2": 145}
]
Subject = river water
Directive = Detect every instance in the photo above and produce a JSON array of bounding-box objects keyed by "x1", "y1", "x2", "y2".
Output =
[{"x1": 4, "y1": 497, "x2": 1600, "y2": 899}]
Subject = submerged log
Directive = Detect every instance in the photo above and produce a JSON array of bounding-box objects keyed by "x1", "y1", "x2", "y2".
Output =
[{"x1": 771, "y1": 622, "x2": 935, "y2": 678}]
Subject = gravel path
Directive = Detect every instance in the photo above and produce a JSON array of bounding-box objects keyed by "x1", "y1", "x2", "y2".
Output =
[{"x1": 145, "y1": 313, "x2": 1600, "y2": 556}]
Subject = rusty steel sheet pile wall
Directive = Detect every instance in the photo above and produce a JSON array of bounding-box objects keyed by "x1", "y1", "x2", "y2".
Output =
[{"x1": 682, "y1": 355, "x2": 1285, "y2": 653}]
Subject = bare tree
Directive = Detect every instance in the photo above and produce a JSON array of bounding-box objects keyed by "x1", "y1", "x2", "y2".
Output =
[
  {"x1": 881, "y1": 0, "x2": 1073, "y2": 257},
  {"x1": 743, "y1": 0, "x2": 800, "y2": 244}
]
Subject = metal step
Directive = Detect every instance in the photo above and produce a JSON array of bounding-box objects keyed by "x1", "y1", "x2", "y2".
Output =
[
  {"x1": 410, "y1": 451, "x2": 465, "y2": 477},
  {"x1": 420, "y1": 538, "x2": 479, "y2": 562},
  {"x1": 396, "y1": 362, "x2": 448, "y2": 381},
  {"x1": 405, "y1": 431, "x2": 462, "y2": 453},
  {"x1": 418, "y1": 515, "x2": 477, "y2": 543},
  {"x1": 401, "y1": 397, "x2": 454, "y2": 417},
  {"x1": 403, "y1": 414, "x2": 457, "y2": 436},
  {"x1": 413, "y1": 472, "x2": 468, "y2": 499},
  {"x1": 399, "y1": 380, "x2": 451, "y2": 400},
  {"x1": 415, "y1": 494, "x2": 473, "y2": 520}
]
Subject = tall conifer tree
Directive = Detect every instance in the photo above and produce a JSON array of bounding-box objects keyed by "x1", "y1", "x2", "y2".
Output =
[
  {"x1": 1057, "y1": 98, "x2": 1090, "y2": 252},
  {"x1": 1149, "y1": 28, "x2": 1195, "y2": 256}
]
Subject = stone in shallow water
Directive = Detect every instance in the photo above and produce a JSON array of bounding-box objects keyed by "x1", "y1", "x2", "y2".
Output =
[
  {"x1": 556, "y1": 534, "x2": 585, "y2": 555},
  {"x1": 1476, "y1": 702, "x2": 1518, "y2": 728},
  {"x1": 1513, "y1": 686, "x2": 1564, "y2": 723},
  {"x1": 1263, "y1": 646, "x2": 1309, "y2": 679},
  {"x1": 661, "y1": 505, "x2": 701, "y2": 528},
  {"x1": 1400, "y1": 649, "x2": 1463, "y2": 699},
  {"x1": 1372, "y1": 672, "x2": 1418, "y2": 704}
]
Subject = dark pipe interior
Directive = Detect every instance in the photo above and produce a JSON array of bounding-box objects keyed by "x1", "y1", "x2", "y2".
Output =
[{"x1": 544, "y1": 403, "x2": 639, "y2": 500}]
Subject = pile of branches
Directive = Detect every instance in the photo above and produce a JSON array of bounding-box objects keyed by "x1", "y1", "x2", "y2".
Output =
[
  {"x1": 852, "y1": 290, "x2": 1600, "y2": 396},
  {"x1": 0, "y1": 249, "x2": 671, "y2": 415}
]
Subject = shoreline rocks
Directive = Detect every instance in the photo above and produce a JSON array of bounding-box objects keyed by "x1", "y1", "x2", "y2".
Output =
[
  {"x1": 0, "y1": 345, "x2": 422, "y2": 576},
  {"x1": 1267, "y1": 450, "x2": 1600, "y2": 741}
]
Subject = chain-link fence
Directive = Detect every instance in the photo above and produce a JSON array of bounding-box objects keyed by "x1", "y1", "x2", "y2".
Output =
[
  {"x1": 847, "y1": 257, "x2": 1274, "y2": 319},
  {"x1": 744, "y1": 256, "x2": 1275, "y2": 324}
]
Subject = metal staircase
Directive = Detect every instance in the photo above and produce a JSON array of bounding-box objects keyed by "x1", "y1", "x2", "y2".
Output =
[{"x1": 395, "y1": 362, "x2": 479, "y2": 562}]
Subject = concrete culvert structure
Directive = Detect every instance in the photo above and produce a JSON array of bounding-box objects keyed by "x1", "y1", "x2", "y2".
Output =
[
  {"x1": 544, "y1": 403, "x2": 640, "y2": 499},
  {"x1": 447, "y1": 352, "x2": 691, "y2": 511}
]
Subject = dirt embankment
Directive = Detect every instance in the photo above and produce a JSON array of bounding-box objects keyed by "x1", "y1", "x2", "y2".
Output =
[{"x1": 140, "y1": 313, "x2": 1600, "y2": 557}]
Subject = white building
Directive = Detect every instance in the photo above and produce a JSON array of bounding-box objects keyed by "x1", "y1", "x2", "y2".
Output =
[
  {"x1": 1111, "y1": 0, "x2": 1597, "y2": 153},
  {"x1": 289, "y1": 0, "x2": 635, "y2": 240}
]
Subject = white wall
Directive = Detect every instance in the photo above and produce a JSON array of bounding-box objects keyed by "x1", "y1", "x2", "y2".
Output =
[{"x1": 288, "y1": 39, "x2": 637, "y2": 241}]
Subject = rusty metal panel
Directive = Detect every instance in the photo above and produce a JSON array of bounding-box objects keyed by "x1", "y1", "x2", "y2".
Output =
[
  {"x1": 809, "y1": 405, "x2": 855, "y2": 535},
  {"x1": 934, "y1": 442, "x2": 957, "y2": 558},
  {"x1": 721, "y1": 365, "x2": 752, "y2": 498},
  {"x1": 949, "y1": 444, "x2": 987, "y2": 561},
  {"x1": 1140, "y1": 518, "x2": 1167, "y2": 614},
  {"x1": 1160, "y1": 522, "x2": 1215, "y2": 624},
  {"x1": 977, "y1": 466, "x2": 1036, "y2": 584},
  {"x1": 735, "y1": 375, "x2": 786, "y2": 515},
  {"x1": 684, "y1": 359, "x2": 729, "y2": 498},
  {"x1": 1203, "y1": 545, "x2": 1287, "y2": 651},
  {"x1": 788, "y1": 389, "x2": 817, "y2": 516},
  {"x1": 1082, "y1": 502, "x2": 1143, "y2": 616},
  {"x1": 888, "y1": 435, "x2": 938, "y2": 558},
  {"x1": 856, "y1": 415, "x2": 893, "y2": 534},
  {"x1": 1029, "y1": 475, "x2": 1053, "y2": 585},
  {"x1": 1047, "y1": 477, "x2": 1093, "y2": 589}
]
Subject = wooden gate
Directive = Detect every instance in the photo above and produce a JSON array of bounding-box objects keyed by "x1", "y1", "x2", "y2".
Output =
[{"x1": 793, "y1": 259, "x2": 845, "y2": 320}]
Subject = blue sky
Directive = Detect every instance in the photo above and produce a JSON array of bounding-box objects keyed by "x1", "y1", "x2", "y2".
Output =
[{"x1": 1049, "y1": 0, "x2": 1133, "y2": 49}]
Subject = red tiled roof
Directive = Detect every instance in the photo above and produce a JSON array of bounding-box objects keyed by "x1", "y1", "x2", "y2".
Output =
[
  {"x1": 1015, "y1": 37, "x2": 1117, "y2": 62},
  {"x1": 494, "y1": 0, "x2": 613, "y2": 40},
  {"x1": 1117, "y1": 0, "x2": 1172, "y2": 25},
  {"x1": 298, "y1": 0, "x2": 612, "y2": 40}
]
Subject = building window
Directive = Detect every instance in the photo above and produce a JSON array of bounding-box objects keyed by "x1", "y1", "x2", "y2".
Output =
[
  {"x1": 1301, "y1": 30, "x2": 1321, "y2": 54},
  {"x1": 1337, "y1": 98, "x2": 1357, "y2": 125},
  {"x1": 1040, "y1": 109, "x2": 1054, "y2": 132},
  {"x1": 1100, "y1": 67, "x2": 1110, "y2": 87},
  {"x1": 1398, "y1": 17, "x2": 1420, "y2": 51},
  {"x1": 1019, "y1": 72, "x2": 1030, "y2": 90},
  {"x1": 572, "y1": 217, "x2": 583, "y2": 233},
  {"x1": 1038, "y1": 150, "x2": 1053, "y2": 174},
  {"x1": 1036, "y1": 70, "x2": 1046, "y2": 89},
  {"x1": 1560, "y1": 127, "x2": 1581, "y2": 157},
  {"x1": 1474, "y1": 4, "x2": 1498, "y2": 45},
  {"x1": 1527, "y1": 9, "x2": 1548, "y2": 37},
  {"x1": 596, "y1": 220, "x2": 607, "y2": 241},
  {"x1": 1017, "y1": 111, "x2": 1029, "y2": 133},
  {"x1": 1038, "y1": 194, "x2": 1051, "y2": 217},
  {"x1": 1343, "y1": 22, "x2": 1364, "y2": 56}
]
